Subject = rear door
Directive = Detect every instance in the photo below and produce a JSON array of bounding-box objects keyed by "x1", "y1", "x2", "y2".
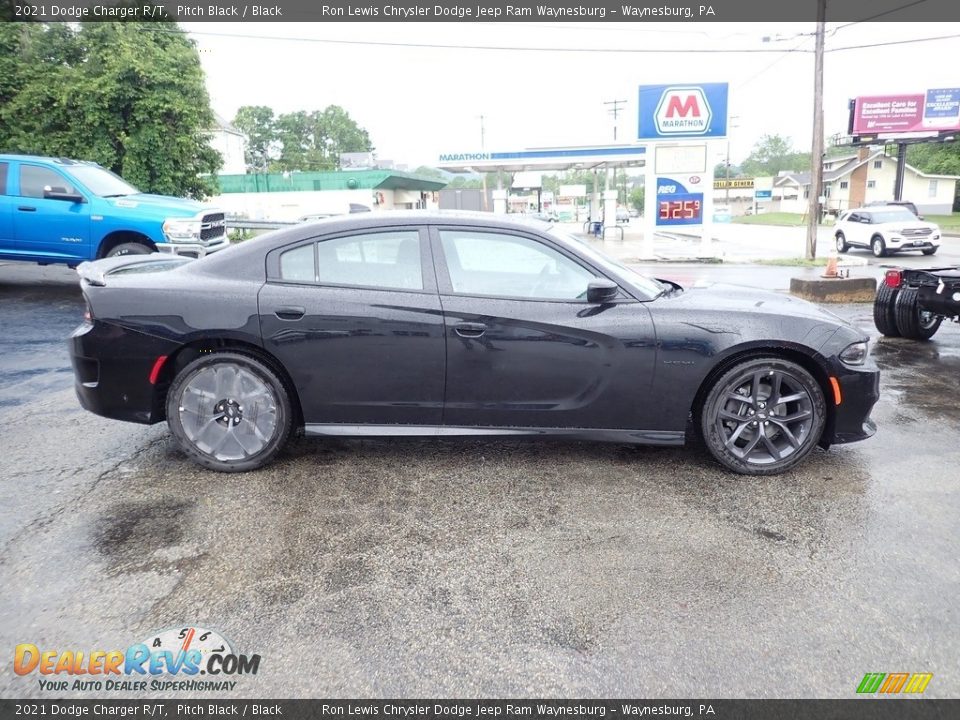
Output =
[
  {"x1": 258, "y1": 225, "x2": 446, "y2": 426},
  {"x1": 431, "y1": 226, "x2": 658, "y2": 430},
  {"x1": 12, "y1": 163, "x2": 90, "y2": 261}
]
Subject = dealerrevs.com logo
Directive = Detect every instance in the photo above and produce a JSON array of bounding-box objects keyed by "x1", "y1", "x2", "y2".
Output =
[{"x1": 14, "y1": 626, "x2": 261, "y2": 693}]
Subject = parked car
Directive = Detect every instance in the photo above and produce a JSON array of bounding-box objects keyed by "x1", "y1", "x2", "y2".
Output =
[
  {"x1": 834, "y1": 207, "x2": 941, "y2": 257},
  {"x1": 69, "y1": 213, "x2": 879, "y2": 475},
  {"x1": 865, "y1": 199, "x2": 922, "y2": 219},
  {"x1": 615, "y1": 208, "x2": 631, "y2": 223},
  {"x1": 874, "y1": 266, "x2": 960, "y2": 340},
  {"x1": 0, "y1": 154, "x2": 227, "y2": 266}
]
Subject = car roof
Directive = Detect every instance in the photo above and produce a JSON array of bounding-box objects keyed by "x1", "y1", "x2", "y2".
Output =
[{"x1": 0, "y1": 154, "x2": 100, "y2": 166}]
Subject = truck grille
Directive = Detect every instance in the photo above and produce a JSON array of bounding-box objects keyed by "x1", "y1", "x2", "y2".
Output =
[
  {"x1": 200, "y1": 212, "x2": 226, "y2": 242},
  {"x1": 901, "y1": 227, "x2": 932, "y2": 237}
]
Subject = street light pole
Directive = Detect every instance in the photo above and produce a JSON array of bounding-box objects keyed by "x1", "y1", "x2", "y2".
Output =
[{"x1": 805, "y1": 0, "x2": 826, "y2": 260}]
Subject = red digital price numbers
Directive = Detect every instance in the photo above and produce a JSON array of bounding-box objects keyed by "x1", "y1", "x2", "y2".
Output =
[{"x1": 658, "y1": 199, "x2": 702, "y2": 221}]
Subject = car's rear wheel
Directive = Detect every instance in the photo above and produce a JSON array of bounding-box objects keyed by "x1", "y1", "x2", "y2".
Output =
[
  {"x1": 871, "y1": 236, "x2": 887, "y2": 258},
  {"x1": 894, "y1": 287, "x2": 942, "y2": 341},
  {"x1": 873, "y1": 283, "x2": 901, "y2": 337},
  {"x1": 922, "y1": 247, "x2": 938, "y2": 256},
  {"x1": 700, "y1": 358, "x2": 826, "y2": 475},
  {"x1": 166, "y1": 352, "x2": 293, "y2": 472},
  {"x1": 835, "y1": 232, "x2": 849, "y2": 253},
  {"x1": 107, "y1": 242, "x2": 151, "y2": 257}
]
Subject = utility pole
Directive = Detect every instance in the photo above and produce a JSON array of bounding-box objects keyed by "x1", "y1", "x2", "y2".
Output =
[
  {"x1": 478, "y1": 114, "x2": 489, "y2": 211},
  {"x1": 805, "y1": 0, "x2": 826, "y2": 260},
  {"x1": 604, "y1": 99, "x2": 627, "y2": 143}
]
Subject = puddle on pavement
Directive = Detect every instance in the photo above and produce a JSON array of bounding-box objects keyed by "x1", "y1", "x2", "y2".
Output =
[{"x1": 95, "y1": 499, "x2": 198, "y2": 574}]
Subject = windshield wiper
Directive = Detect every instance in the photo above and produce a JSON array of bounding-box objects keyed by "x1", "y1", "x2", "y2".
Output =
[{"x1": 101, "y1": 193, "x2": 132, "y2": 198}]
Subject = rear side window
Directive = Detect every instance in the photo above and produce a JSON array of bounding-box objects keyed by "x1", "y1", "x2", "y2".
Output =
[
  {"x1": 19, "y1": 165, "x2": 77, "y2": 198},
  {"x1": 278, "y1": 231, "x2": 424, "y2": 291},
  {"x1": 0, "y1": 163, "x2": 7, "y2": 195}
]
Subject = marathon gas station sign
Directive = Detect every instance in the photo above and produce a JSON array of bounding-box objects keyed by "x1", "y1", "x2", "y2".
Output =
[{"x1": 639, "y1": 83, "x2": 729, "y2": 247}]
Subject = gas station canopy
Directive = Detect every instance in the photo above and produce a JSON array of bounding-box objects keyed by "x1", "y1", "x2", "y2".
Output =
[{"x1": 436, "y1": 144, "x2": 647, "y2": 173}]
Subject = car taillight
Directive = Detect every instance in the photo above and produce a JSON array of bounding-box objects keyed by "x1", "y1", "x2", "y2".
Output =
[{"x1": 884, "y1": 270, "x2": 902, "y2": 289}]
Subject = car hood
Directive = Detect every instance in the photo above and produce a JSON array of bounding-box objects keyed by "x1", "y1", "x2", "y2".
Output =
[
  {"x1": 663, "y1": 283, "x2": 856, "y2": 327},
  {"x1": 101, "y1": 193, "x2": 215, "y2": 219}
]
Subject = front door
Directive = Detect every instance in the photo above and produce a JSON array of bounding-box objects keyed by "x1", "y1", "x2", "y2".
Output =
[
  {"x1": 0, "y1": 162, "x2": 12, "y2": 255},
  {"x1": 258, "y1": 226, "x2": 445, "y2": 426},
  {"x1": 12, "y1": 163, "x2": 90, "y2": 261},
  {"x1": 432, "y1": 227, "x2": 658, "y2": 430}
]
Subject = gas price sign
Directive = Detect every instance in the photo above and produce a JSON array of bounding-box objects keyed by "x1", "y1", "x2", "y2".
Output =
[{"x1": 656, "y1": 177, "x2": 704, "y2": 226}]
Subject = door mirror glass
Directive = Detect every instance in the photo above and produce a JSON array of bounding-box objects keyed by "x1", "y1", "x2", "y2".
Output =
[{"x1": 586, "y1": 279, "x2": 619, "y2": 304}]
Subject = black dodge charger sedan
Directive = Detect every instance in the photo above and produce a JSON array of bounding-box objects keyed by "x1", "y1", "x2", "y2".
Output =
[{"x1": 69, "y1": 213, "x2": 879, "y2": 475}]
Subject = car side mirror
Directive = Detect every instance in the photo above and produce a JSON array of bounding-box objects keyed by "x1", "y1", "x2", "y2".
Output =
[
  {"x1": 44, "y1": 189, "x2": 85, "y2": 203},
  {"x1": 586, "y1": 279, "x2": 619, "y2": 304},
  {"x1": 917, "y1": 214, "x2": 924, "y2": 221}
]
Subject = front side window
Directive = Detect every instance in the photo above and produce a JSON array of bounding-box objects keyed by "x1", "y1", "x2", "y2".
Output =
[
  {"x1": 19, "y1": 165, "x2": 76, "y2": 198},
  {"x1": 439, "y1": 230, "x2": 595, "y2": 300}
]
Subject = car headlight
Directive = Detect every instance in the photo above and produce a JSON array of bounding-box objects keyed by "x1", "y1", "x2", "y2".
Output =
[
  {"x1": 933, "y1": 233, "x2": 940, "y2": 240},
  {"x1": 839, "y1": 341, "x2": 869, "y2": 366},
  {"x1": 162, "y1": 218, "x2": 202, "y2": 241}
]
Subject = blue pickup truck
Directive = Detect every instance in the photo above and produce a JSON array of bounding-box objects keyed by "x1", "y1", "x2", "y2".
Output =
[{"x1": 0, "y1": 154, "x2": 228, "y2": 267}]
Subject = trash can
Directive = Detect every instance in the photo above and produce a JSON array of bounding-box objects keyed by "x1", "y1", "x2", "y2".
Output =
[{"x1": 590, "y1": 221, "x2": 603, "y2": 237}]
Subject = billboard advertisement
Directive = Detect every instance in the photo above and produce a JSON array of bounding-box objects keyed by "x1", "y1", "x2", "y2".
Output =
[{"x1": 852, "y1": 88, "x2": 960, "y2": 135}]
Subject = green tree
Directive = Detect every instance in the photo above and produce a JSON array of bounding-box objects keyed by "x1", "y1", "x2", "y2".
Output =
[
  {"x1": 0, "y1": 22, "x2": 220, "y2": 198},
  {"x1": 271, "y1": 106, "x2": 373, "y2": 172},
  {"x1": 740, "y1": 134, "x2": 811, "y2": 177},
  {"x1": 908, "y1": 141, "x2": 960, "y2": 175},
  {"x1": 629, "y1": 186, "x2": 645, "y2": 213},
  {"x1": 233, "y1": 105, "x2": 276, "y2": 172}
]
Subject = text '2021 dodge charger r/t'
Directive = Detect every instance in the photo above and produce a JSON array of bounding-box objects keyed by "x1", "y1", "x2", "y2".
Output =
[{"x1": 69, "y1": 213, "x2": 880, "y2": 475}]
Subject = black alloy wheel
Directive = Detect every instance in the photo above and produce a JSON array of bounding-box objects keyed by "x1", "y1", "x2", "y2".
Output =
[{"x1": 701, "y1": 358, "x2": 826, "y2": 475}]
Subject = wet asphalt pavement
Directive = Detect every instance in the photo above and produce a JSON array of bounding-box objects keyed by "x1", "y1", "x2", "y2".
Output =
[{"x1": 0, "y1": 262, "x2": 958, "y2": 699}]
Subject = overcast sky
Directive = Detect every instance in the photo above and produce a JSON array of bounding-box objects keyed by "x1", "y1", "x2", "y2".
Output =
[{"x1": 185, "y1": 22, "x2": 960, "y2": 169}]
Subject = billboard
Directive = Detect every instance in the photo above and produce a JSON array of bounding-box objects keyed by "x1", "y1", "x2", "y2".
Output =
[
  {"x1": 638, "y1": 83, "x2": 729, "y2": 140},
  {"x1": 851, "y1": 88, "x2": 960, "y2": 136}
]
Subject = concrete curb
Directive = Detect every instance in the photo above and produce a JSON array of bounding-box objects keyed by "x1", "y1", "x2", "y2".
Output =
[{"x1": 789, "y1": 276, "x2": 877, "y2": 303}]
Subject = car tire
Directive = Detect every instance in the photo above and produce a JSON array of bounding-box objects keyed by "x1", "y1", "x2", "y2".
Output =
[
  {"x1": 835, "y1": 232, "x2": 849, "y2": 253},
  {"x1": 166, "y1": 351, "x2": 294, "y2": 472},
  {"x1": 871, "y1": 236, "x2": 887, "y2": 258},
  {"x1": 700, "y1": 357, "x2": 826, "y2": 476},
  {"x1": 894, "y1": 287, "x2": 942, "y2": 341},
  {"x1": 922, "y1": 247, "x2": 938, "y2": 256},
  {"x1": 873, "y1": 283, "x2": 901, "y2": 337},
  {"x1": 106, "y1": 242, "x2": 152, "y2": 257}
]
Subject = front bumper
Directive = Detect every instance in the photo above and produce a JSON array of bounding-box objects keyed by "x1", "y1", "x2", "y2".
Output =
[
  {"x1": 824, "y1": 359, "x2": 881, "y2": 445},
  {"x1": 157, "y1": 236, "x2": 230, "y2": 258},
  {"x1": 69, "y1": 320, "x2": 178, "y2": 424}
]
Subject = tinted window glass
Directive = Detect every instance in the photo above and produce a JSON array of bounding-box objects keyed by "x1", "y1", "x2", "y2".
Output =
[
  {"x1": 439, "y1": 230, "x2": 595, "y2": 300},
  {"x1": 0, "y1": 163, "x2": 7, "y2": 195},
  {"x1": 280, "y1": 244, "x2": 316, "y2": 282},
  {"x1": 19, "y1": 165, "x2": 76, "y2": 198},
  {"x1": 314, "y1": 231, "x2": 423, "y2": 290}
]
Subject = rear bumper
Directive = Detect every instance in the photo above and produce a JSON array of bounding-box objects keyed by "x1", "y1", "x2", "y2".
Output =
[
  {"x1": 69, "y1": 320, "x2": 178, "y2": 424},
  {"x1": 825, "y1": 360, "x2": 881, "y2": 445}
]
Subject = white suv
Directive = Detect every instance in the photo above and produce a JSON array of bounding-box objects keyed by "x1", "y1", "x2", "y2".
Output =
[{"x1": 835, "y1": 206, "x2": 941, "y2": 258}]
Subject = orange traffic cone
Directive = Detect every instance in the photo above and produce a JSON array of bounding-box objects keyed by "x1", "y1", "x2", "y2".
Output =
[{"x1": 822, "y1": 250, "x2": 839, "y2": 279}]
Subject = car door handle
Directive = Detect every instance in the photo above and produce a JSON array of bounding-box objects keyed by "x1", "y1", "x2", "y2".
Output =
[
  {"x1": 17, "y1": 206, "x2": 36, "y2": 212},
  {"x1": 274, "y1": 306, "x2": 305, "y2": 320},
  {"x1": 454, "y1": 322, "x2": 487, "y2": 338}
]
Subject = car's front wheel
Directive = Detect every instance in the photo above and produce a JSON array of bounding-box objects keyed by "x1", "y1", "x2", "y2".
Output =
[
  {"x1": 107, "y1": 242, "x2": 151, "y2": 258},
  {"x1": 700, "y1": 358, "x2": 826, "y2": 475},
  {"x1": 922, "y1": 247, "x2": 938, "y2": 256},
  {"x1": 871, "y1": 236, "x2": 887, "y2": 258},
  {"x1": 166, "y1": 352, "x2": 294, "y2": 472},
  {"x1": 894, "y1": 287, "x2": 942, "y2": 341},
  {"x1": 835, "y1": 232, "x2": 849, "y2": 253}
]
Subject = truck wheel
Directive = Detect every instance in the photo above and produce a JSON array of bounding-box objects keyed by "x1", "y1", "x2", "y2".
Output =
[
  {"x1": 873, "y1": 283, "x2": 900, "y2": 337},
  {"x1": 107, "y1": 242, "x2": 151, "y2": 257},
  {"x1": 894, "y1": 287, "x2": 942, "y2": 341}
]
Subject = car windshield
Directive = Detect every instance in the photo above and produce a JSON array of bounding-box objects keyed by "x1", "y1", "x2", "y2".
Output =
[
  {"x1": 547, "y1": 227, "x2": 667, "y2": 299},
  {"x1": 66, "y1": 164, "x2": 139, "y2": 197},
  {"x1": 871, "y1": 209, "x2": 920, "y2": 223}
]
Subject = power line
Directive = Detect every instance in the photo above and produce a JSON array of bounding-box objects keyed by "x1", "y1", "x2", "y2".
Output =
[
  {"x1": 827, "y1": 33, "x2": 960, "y2": 52},
  {"x1": 830, "y1": 0, "x2": 933, "y2": 32}
]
